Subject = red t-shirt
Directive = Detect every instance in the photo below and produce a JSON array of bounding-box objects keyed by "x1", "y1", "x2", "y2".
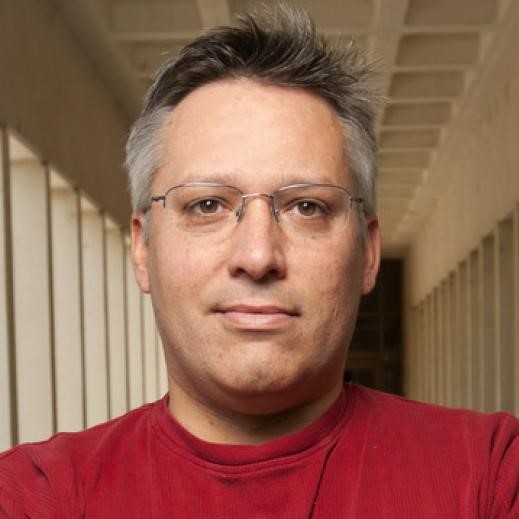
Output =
[{"x1": 0, "y1": 384, "x2": 518, "y2": 518}]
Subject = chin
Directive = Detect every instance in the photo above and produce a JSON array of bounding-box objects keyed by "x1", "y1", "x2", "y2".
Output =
[{"x1": 212, "y1": 366, "x2": 314, "y2": 412}]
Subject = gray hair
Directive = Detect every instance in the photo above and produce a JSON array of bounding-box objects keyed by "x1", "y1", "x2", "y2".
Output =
[{"x1": 126, "y1": 3, "x2": 380, "y2": 221}]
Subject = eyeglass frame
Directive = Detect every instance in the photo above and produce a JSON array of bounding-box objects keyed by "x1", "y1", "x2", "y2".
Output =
[{"x1": 149, "y1": 181, "x2": 364, "y2": 227}]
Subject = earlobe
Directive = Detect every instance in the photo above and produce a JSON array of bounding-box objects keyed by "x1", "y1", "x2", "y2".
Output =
[
  {"x1": 361, "y1": 217, "x2": 381, "y2": 295},
  {"x1": 131, "y1": 213, "x2": 151, "y2": 294}
]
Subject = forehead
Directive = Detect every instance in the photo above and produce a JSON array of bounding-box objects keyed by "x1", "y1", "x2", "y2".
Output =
[{"x1": 156, "y1": 78, "x2": 349, "y2": 189}]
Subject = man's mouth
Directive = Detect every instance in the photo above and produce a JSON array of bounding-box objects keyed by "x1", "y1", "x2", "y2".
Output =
[{"x1": 214, "y1": 303, "x2": 299, "y2": 330}]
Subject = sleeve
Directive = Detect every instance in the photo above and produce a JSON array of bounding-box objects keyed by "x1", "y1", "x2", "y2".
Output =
[
  {"x1": 0, "y1": 486, "x2": 28, "y2": 518},
  {"x1": 489, "y1": 414, "x2": 519, "y2": 518},
  {"x1": 0, "y1": 444, "x2": 73, "y2": 519}
]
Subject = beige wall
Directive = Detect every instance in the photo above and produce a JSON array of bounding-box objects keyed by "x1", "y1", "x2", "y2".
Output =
[
  {"x1": 403, "y1": 32, "x2": 519, "y2": 412},
  {"x1": 0, "y1": 2, "x2": 166, "y2": 447},
  {"x1": 406, "y1": 65, "x2": 519, "y2": 305},
  {"x1": 0, "y1": 0, "x2": 131, "y2": 229},
  {"x1": 0, "y1": 134, "x2": 165, "y2": 448}
]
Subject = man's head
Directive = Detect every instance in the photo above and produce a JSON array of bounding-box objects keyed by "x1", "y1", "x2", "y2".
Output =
[
  {"x1": 128, "y1": 4, "x2": 381, "y2": 418},
  {"x1": 126, "y1": 4, "x2": 379, "y2": 224}
]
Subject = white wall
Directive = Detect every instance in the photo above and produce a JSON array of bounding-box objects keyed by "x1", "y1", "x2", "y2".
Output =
[
  {"x1": 11, "y1": 159, "x2": 54, "y2": 442},
  {"x1": 51, "y1": 177, "x2": 84, "y2": 432},
  {"x1": 126, "y1": 243, "x2": 145, "y2": 409},
  {"x1": 0, "y1": 131, "x2": 12, "y2": 450},
  {"x1": 106, "y1": 222, "x2": 129, "y2": 417},
  {"x1": 404, "y1": 44, "x2": 519, "y2": 414},
  {"x1": 0, "y1": 1, "x2": 163, "y2": 449},
  {"x1": 406, "y1": 45, "x2": 519, "y2": 306},
  {"x1": 0, "y1": 134, "x2": 155, "y2": 449}
]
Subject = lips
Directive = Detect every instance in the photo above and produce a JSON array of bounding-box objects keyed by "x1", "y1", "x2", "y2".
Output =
[{"x1": 215, "y1": 303, "x2": 299, "y2": 330}]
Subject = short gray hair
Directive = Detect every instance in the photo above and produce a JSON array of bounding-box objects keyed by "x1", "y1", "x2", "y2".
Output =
[{"x1": 126, "y1": 3, "x2": 380, "y2": 219}]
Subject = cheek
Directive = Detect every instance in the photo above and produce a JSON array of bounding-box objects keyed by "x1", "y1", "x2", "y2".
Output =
[
  {"x1": 149, "y1": 234, "x2": 226, "y2": 296},
  {"x1": 295, "y1": 239, "x2": 364, "y2": 342},
  {"x1": 299, "y1": 239, "x2": 362, "y2": 297}
]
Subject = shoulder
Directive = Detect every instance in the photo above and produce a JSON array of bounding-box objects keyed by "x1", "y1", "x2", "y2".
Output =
[
  {"x1": 349, "y1": 383, "x2": 519, "y2": 441},
  {"x1": 348, "y1": 384, "x2": 519, "y2": 517},
  {"x1": 0, "y1": 399, "x2": 157, "y2": 472},
  {"x1": 0, "y1": 399, "x2": 159, "y2": 519}
]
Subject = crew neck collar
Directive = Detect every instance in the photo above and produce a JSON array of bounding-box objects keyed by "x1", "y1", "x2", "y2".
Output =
[{"x1": 151, "y1": 385, "x2": 354, "y2": 470}]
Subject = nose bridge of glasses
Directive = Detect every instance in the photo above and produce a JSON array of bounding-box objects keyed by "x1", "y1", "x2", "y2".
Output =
[{"x1": 235, "y1": 192, "x2": 279, "y2": 222}]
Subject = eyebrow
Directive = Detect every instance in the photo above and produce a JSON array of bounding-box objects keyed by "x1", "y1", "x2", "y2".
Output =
[
  {"x1": 171, "y1": 171, "x2": 340, "y2": 188},
  {"x1": 171, "y1": 171, "x2": 238, "y2": 185}
]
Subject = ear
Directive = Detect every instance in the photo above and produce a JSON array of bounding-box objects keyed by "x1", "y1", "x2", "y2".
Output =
[
  {"x1": 361, "y1": 216, "x2": 381, "y2": 295},
  {"x1": 131, "y1": 213, "x2": 150, "y2": 294}
]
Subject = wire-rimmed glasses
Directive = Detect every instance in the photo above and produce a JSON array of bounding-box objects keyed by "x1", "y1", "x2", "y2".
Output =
[{"x1": 150, "y1": 182, "x2": 363, "y2": 235}]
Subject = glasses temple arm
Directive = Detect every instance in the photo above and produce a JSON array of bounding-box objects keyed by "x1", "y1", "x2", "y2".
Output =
[{"x1": 150, "y1": 195, "x2": 167, "y2": 208}]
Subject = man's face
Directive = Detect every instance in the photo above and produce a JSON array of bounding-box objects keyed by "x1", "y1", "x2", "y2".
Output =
[{"x1": 132, "y1": 79, "x2": 380, "y2": 414}]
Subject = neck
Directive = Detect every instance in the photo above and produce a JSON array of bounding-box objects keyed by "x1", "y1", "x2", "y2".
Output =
[{"x1": 167, "y1": 378, "x2": 344, "y2": 445}]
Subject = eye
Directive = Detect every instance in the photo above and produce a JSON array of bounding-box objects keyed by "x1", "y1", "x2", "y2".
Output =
[
  {"x1": 289, "y1": 199, "x2": 327, "y2": 217},
  {"x1": 187, "y1": 198, "x2": 227, "y2": 215},
  {"x1": 198, "y1": 199, "x2": 220, "y2": 214}
]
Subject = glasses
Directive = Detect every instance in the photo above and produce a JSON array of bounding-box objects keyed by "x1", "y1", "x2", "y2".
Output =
[{"x1": 150, "y1": 182, "x2": 363, "y2": 235}]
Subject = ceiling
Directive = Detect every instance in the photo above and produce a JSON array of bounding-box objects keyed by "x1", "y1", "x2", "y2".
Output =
[{"x1": 57, "y1": 0, "x2": 518, "y2": 255}]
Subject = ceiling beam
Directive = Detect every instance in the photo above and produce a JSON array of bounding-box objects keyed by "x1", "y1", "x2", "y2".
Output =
[
  {"x1": 370, "y1": 0, "x2": 411, "y2": 126},
  {"x1": 369, "y1": 0, "x2": 412, "y2": 243}
]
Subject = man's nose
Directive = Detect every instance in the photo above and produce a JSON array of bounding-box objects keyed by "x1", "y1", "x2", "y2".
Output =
[{"x1": 227, "y1": 197, "x2": 287, "y2": 282}]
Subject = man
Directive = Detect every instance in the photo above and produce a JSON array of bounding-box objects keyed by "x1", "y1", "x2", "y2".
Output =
[{"x1": 1, "y1": 4, "x2": 518, "y2": 518}]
